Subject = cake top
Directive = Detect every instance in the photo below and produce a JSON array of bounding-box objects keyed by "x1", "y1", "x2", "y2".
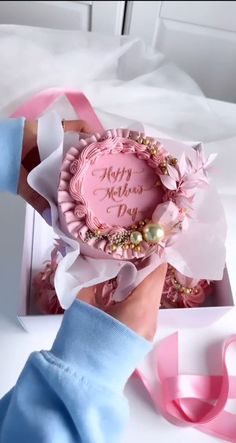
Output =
[{"x1": 58, "y1": 128, "x2": 209, "y2": 260}]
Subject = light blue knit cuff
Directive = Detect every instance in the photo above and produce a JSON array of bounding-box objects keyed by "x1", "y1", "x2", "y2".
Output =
[
  {"x1": 0, "y1": 118, "x2": 25, "y2": 193},
  {"x1": 51, "y1": 300, "x2": 152, "y2": 390}
]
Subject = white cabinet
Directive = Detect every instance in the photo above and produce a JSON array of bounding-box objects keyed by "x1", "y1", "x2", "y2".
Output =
[
  {"x1": 0, "y1": 1, "x2": 125, "y2": 34},
  {"x1": 124, "y1": 1, "x2": 236, "y2": 102},
  {"x1": 0, "y1": 1, "x2": 91, "y2": 30},
  {"x1": 1, "y1": 1, "x2": 236, "y2": 101}
]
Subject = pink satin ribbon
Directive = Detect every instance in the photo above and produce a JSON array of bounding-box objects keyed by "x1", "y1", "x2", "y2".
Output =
[
  {"x1": 11, "y1": 87, "x2": 105, "y2": 133},
  {"x1": 135, "y1": 333, "x2": 236, "y2": 442}
]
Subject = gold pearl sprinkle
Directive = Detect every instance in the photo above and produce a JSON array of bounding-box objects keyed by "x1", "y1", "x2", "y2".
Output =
[
  {"x1": 130, "y1": 244, "x2": 135, "y2": 249},
  {"x1": 111, "y1": 245, "x2": 117, "y2": 252},
  {"x1": 150, "y1": 148, "x2": 157, "y2": 155},
  {"x1": 135, "y1": 245, "x2": 141, "y2": 252},
  {"x1": 143, "y1": 223, "x2": 165, "y2": 244},
  {"x1": 130, "y1": 230, "x2": 143, "y2": 245},
  {"x1": 95, "y1": 229, "x2": 101, "y2": 236},
  {"x1": 170, "y1": 157, "x2": 178, "y2": 166}
]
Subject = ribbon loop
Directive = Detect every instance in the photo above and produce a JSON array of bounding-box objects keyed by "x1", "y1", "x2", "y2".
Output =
[
  {"x1": 11, "y1": 87, "x2": 105, "y2": 133},
  {"x1": 136, "y1": 333, "x2": 236, "y2": 442}
]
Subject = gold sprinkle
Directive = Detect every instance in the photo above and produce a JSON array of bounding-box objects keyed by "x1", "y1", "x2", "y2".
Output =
[
  {"x1": 150, "y1": 147, "x2": 157, "y2": 155},
  {"x1": 170, "y1": 157, "x2": 178, "y2": 166},
  {"x1": 135, "y1": 245, "x2": 141, "y2": 252},
  {"x1": 111, "y1": 245, "x2": 117, "y2": 252}
]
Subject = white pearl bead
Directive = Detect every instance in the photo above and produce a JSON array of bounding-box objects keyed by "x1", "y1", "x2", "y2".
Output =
[
  {"x1": 130, "y1": 231, "x2": 143, "y2": 245},
  {"x1": 143, "y1": 223, "x2": 165, "y2": 244}
]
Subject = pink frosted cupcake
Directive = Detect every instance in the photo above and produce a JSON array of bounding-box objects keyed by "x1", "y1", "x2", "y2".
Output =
[{"x1": 161, "y1": 265, "x2": 212, "y2": 308}]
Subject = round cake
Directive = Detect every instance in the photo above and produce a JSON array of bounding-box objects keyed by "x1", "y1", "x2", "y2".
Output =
[{"x1": 58, "y1": 129, "x2": 188, "y2": 260}]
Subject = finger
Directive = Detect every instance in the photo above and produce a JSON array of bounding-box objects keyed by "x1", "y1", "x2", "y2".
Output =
[
  {"x1": 77, "y1": 286, "x2": 95, "y2": 303},
  {"x1": 106, "y1": 264, "x2": 167, "y2": 341},
  {"x1": 18, "y1": 166, "x2": 49, "y2": 215},
  {"x1": 133, "y1": 263, "x2": 167, "y2": 303},
  {"x1": 64, "y1": 120, "x2": 93, "y2": 134},
  {"x1": 77, "y1": 282, "x2": 107, "y2": 309}
]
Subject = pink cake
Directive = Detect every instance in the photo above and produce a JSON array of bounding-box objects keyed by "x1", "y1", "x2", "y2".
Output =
[{"x1": 58, "y1": 129, "x2": 197, "y2": 260}]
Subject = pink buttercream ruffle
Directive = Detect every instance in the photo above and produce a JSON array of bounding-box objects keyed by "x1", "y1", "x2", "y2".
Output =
[{"x1": 58, "y1": 128, "x2": 211, "y2": 261}]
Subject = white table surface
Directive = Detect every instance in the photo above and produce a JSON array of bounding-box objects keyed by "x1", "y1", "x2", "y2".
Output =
[{"x1": 1, "y1": 99, "x2": 236, "y2": 443}]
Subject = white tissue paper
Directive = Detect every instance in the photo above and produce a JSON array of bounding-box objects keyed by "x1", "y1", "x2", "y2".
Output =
[{"x1": 0, "y1": 25, "x2": 235, "y2": 309}]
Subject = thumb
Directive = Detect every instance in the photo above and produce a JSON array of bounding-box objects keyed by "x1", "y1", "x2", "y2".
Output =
[{"x1": 106, "y1": 263, "x2": 167, "y2": 341}]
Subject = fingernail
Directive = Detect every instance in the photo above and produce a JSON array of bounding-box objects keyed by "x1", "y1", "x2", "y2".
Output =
[{"x1": 42, "y1": 208, "x2": 52, "y2": 226}]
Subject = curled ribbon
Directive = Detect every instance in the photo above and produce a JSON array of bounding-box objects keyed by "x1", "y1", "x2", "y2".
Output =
[
  {"x1": 135, "y1": 333, "x2": 236, "y2": 442},
  {"x1": 11, "y1": 87, "x2": 105, "y2": 133}
]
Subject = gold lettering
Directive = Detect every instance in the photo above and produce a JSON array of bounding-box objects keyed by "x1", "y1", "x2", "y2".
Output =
[
  {"x1": 92, "y1": 166, "x2": 144, "y2": 183},
  {"x1": 107, "y1": 204, "x2": 140, "y2": 222},
  {"x1": 93, "y1": 183, "x2": 145, "y2": 202}
]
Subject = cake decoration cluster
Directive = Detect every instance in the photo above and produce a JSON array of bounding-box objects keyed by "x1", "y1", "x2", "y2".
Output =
[{"x1": 58, "y1": 128, "x2": 215, "y2": 260}]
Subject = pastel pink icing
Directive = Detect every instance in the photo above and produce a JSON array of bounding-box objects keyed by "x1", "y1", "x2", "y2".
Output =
[{"x1": 58, "y1": 129, "x2": 184, "y2": 260}]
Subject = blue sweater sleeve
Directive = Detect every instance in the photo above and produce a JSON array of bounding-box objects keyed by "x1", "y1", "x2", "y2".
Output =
[
  {"x1": 0, "y1": 301, "x2": 152, "y2": 443},
  {"x1": 0, "y1": 118, "x2": 25, "y2": 193}
]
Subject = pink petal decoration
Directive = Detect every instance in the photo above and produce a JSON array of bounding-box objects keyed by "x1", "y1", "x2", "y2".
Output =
[
  {"x1": 178, "y1": 152, "x2": 187, "y2": 176},
  {"x1": 152, "y1": 201, "x2": 179, "y2": 228},
  {"x1": 204, "y1": 153, "x2": 218, "y2": 169},
  {"x1": 167, "y1": 164, "x2": 180, "y2": 181},
  {"x1": 160, "y1": 174, "x2": 177, "y2": 190},
  {"x1": 175, "y1": 195, "x2": 193, "y2": 210}
]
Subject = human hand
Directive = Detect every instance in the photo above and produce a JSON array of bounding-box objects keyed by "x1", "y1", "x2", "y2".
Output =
[
  {"x1": 78, "y1": 263, "x2": 167, "y2": 341},
  {"x1": 18, "y1": 119, "x2": 92, "y2": 215}
]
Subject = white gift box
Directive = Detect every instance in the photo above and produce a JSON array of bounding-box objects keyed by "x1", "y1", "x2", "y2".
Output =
[{"x1": 18, "y1": 204, "x2": 234, "y2": 333}]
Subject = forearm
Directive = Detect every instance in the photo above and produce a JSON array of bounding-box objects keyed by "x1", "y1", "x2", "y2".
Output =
[{"x1": 0, "y1": 301, "x2": 151, "y2": 443}]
